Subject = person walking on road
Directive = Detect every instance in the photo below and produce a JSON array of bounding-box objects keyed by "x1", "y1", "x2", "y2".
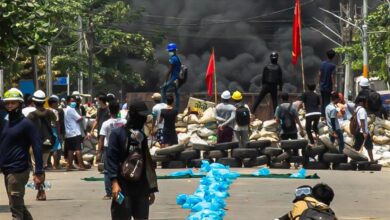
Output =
[
  {"x1": 97, "y1": 101, "x2": 127, "y2": 200},
  {"x1": 252, "y1": 52, "x2": 283, "y2": 114},
  {"x1": 160, "y1": 42, "x2": 181, "y2": 111},
  {"x1": 215, "y1": 90, "x2": 236, "y2": 143},
  {"x1": 0, "y1": 88, "x2": 45, "y2": 219},
  {"x1": 106, "y1": 101, "x2": 158, "y2": 220},
  {"x1": 319, "y1": 49, "x2": 337, "y2": 117}
]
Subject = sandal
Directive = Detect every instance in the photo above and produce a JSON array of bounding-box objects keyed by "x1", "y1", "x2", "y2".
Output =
[{"x1": 36, "y1": 190, "x2": 47, "y2": 201}]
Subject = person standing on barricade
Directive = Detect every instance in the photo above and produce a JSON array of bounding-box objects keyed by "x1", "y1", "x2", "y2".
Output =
[
  {"x1": 161, "y1": 42, "x2": 181, "y2": 111},
  {"x1": 215, "y1": 90, "x2": 236, "y2": 143}
]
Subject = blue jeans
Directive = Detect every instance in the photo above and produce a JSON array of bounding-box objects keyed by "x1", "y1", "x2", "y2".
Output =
[
  {"x1": 160, "y1": 79, "x2": 180, "y2": 110},
  {"x1": 103, "y1": 148, "x2": 112, "y2": 196},
  {"x1": 329, "y1": 129, "x2": 344, "y2": 152}
]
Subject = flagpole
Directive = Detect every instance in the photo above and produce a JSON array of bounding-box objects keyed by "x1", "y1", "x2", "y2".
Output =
[
  {"x1": 213, "y1": 47, "x2": 217, "y2": 104},
  {"x1": 299, "y1": 3, "x2": 305, "y2": 92}
]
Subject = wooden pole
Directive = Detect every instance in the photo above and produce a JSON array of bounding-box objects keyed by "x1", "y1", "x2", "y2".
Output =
[
  {"x1": 213, "y1": 47, "x2": 217, "y2": 104},
  {"x1": 299, "y1": 8, "x2": 305, "y2": 92}
]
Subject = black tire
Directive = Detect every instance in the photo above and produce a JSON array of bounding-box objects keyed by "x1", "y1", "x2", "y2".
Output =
[
  {"x1": 214, "y1": 142, "x2": 239, "y2": 150},
  {"x1": 303, "y1": 162, "x2": 330, "y2": 170},
  {"x1": 156, "y1": 144, "x2": 186, "y2": 155},
  {"x1": 319, "y1": 135, "x2": 339, "y2": 153},
  {"x1": 322, "y1": 153, "x2": 348, "y2": 164},
  {"x1": 269, "y1": 162, "x2": 291, "y2": 169},
  {"x1": 192, "y1": 143, "x2": 212, "y2": 151},
  {"x1": 256, "y1": 155, "x2": 269, "y2": 166},
  {"x1": 261, "y1": 147, "x2": 283, "y2": 156},
  {"x1": 151, "y1": 154, "x2": 172, "y2": 162},
  {"x1": 232, "y1": 148, "x2": 258, "y2": 159},
  {"x1": 366, "y1": 164, "x2": 382, "y2": 171},
  {"x1": 187, "y1": 159, "x2": 213, "y2": 168},
  {"x1": 246, "y1": 140, "x2": 271, "y2": 149},
  {"x1": 280, "y1": 139, "x2": 308, "y2": 150},
  {"x1": 289, "y1": 156, "x2": 306, "y2": 164},
  {"x1": 332, "y1": 163, "x2": 357, "y2": 171},
  {"x1": 179, "y1": 150, "x2": 200, "y2": 161},
  {"x1": 162, "y1": 160, "x2": 187, "y2": 169},
  {"x1": 343, "y1": 147, "x2": 369, "y2": 162},
  {"x1": 242, "y1": 158, "x2": 257, "y2": 168},
  {"x1": 272, "y1": 151, "x2": 291, "y2": 162},
  {"x1": 207, "y1": 150, "x2": 228, "y2": 159},
  {"x1": 217, "y1": 157, "x2": 242, "y2": 168},
  {"x1": 305, "y1": 145, "x2": 327, "y2": 157}
]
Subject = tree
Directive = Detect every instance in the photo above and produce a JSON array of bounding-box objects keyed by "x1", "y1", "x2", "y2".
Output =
[{"x1": 335, "y1": 3, "x2": 390, "y2": 80}]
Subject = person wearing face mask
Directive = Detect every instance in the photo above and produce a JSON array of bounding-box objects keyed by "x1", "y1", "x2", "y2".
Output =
[
  {"x1": 106, "y1": 101, "x2": 158, "y2": 220},
  {"x1": 0, "y1": 88, "x2": 45, "y2": 220},
  {"x1": 160, "y1": 42, "x2": 181, "y2": 111},
  {"x1": 252, "y1": 52, "x2": 283, "y2": 115}
]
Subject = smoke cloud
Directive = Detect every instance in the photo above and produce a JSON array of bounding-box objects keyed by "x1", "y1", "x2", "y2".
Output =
[{"x1": 125, "y1": 0, "x2": 380, "y2": 93}]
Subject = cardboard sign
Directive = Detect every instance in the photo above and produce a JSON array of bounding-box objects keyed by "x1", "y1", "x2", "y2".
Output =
[{"x1": 187, "y1": 97, "x2": 215, "y2": 113}]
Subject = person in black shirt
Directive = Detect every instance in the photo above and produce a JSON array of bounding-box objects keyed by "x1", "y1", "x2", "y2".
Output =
[
  {"x1": 160, "y1": 95, "x2": 178, "y2": 147},
  {"x1": 302, "y1": 84, "x2": 321, "y2": 146},
  {"x1": 252, "y1": 52, "x2": 283, "y2": 114},
  {"x1": 319, "y1": 50, "x2": 336, "y2": 117},
  {"x1": 91, "y1": 93, "x2": 110, "y2": 137}
]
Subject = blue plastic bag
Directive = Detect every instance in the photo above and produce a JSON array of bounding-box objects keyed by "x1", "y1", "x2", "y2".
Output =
[
  {"x1": 252, "y1": 167, "x2": 270, "y2": 176},
  {"x1": 176, "y1": 194, "x2": 188, "y2": 205},
  {"x1": 168, "y1": 169, "x2": 194, "y2": 177},
  {"x1": 200, "y1": 160, "x2": 211, "y2": 172},
  {"x1": 290, "y1": 168, "x2": 306, "y2": 178}
]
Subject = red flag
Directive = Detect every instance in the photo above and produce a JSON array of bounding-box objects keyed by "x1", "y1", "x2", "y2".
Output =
[
  {"x1": 205, "y1": 49, "x2": 215, "y2": 97},
  {"x1": 292, "y1": 0, "x2": 301, "y2": 65}
]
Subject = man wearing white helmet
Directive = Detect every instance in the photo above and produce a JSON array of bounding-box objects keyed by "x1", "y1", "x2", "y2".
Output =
[
  {"x1": 0, "y1": 88, "x2": 44, "y2": 219},
  {"x1": 27, "y1": 90, "x2": 57, "y2": 201},
  {"x1": 215, "y1": 90, "x2": 236, "y2": 143},
  {"x1": 356, "y1": 78, "x2": 387, "y2": 119}
]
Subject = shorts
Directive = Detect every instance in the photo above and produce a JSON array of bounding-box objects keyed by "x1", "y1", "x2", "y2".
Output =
[
  {"x1": 64, "y1": 135, "x2": 82, "y2": 151},
  {"x1": 162, "y1": 130, "x2": 178, "y2": 146},
  {"x1": 354, "y1": 133, "x2": 373, "y2": 151}
]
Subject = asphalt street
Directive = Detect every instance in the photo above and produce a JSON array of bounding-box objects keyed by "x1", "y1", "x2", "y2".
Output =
[{"x1": 1, "y1": 167, "x2": 389, "y2": 220}]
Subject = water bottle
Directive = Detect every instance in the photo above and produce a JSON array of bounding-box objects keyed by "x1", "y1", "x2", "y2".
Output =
[{"x1": 25, "y1": 181, "x2": 52, "y2": 191}]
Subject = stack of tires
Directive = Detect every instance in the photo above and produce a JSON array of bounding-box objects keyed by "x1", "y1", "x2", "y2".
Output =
[
  {"x1": 342, "y1": 147, "x2": 382, "y2": 171},
  {"x1": 152, "y1": 144, "x2": 200, "y2": 169}
]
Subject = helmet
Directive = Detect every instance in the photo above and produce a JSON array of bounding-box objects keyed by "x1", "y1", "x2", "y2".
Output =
[
  {"x1": 221, "y1": 90, "x2": 231, "y2": 100},
  {"x1": 270, "y1": 52, "x2": 278, "y2": 60},
  {"x1": 32, "y1": 90, "x2": 46, "y2": 102},
  {"x1": 166, "y1": 43, "x2": 177, "y2": 52},
  {"x1": 151, "y1": 93, "x2": 162, "y2": 101},
  {"x1": 72, "y1": 91, "x2": 80, "y2": 96},
  {"x1": 232, "y1": 91, "x2": 243, "y2": 101},
  {"x1": 107, "y1": 93, "x2": 116, "y2": 99},
  {"x1": 3, "y1": 88, "x2": 24, "y2": 102},
  {"x1": 359, "y1": 78, "x2": 369, "y2": 87},
  {"x1": 49, "y1": 95, "x2": 59, "y2": 102}
]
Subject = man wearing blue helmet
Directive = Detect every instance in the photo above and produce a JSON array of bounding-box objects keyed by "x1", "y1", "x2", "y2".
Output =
[{"x1": 160, "y1": 42, "x2": 181, "y2": 110}]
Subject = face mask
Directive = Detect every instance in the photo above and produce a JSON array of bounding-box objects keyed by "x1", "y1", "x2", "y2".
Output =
[
  {"x1": 70, "y1": 102, "x2": 77, "y2": 108},
  {"x1": 7, "y1": 106, "x2": 23, "y2": 121},
  {"x1": 168, "y1": 52, "x2": 175, "y2": 57}
]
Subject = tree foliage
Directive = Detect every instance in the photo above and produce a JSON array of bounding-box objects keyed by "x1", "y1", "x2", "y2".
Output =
[{"x1": 335, "y1": 3, "x2": 390, "y2": 80}]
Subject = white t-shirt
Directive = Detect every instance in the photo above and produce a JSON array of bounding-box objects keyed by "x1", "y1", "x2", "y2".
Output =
[
  {"x1": 64, "y1": 106, "x2": 82, "y2": 138},
  {"x1": 152, "y1": 103, "x2": 168, "y2": 129},
  {"x1": 99, "y1": 118, "x2": 127, "y2": 147},
  {"x1": 22, "y1": 106, "x2": 36, "y2": 117},
  {"x1": 356, "y1": 106, "x2": 368, "y2": 133}
]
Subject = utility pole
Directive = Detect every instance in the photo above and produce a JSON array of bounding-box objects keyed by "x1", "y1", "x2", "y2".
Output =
[
  {"x1": 32, "y1": 55, "x2": 39, "y2": 90},
  {"x1": 362, "y1": 0, "x2": 369, "y2": 78},
  {"x1": 45, "y1": 44, "x2": 53, "y2": 96},
  {"x1": 78, "y1": 15, "x2": 84, "y2": 95},
  {"x1": 0, "y1": 68, "x2": 4, "y2": 98},
  {"x1": 340, "y1": 0, "x2": 354, "y2": 99}
]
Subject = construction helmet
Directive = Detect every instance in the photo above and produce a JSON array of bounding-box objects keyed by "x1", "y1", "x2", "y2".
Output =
[
  {"x1": 3, "y1": 88, "x2": 24, "y2": 102},
  {"x1": 232, "y1": 91, "x2": 243, "y2": 101},
  {"x1": 359, "y1": 78, "x2": 369, "y2": 87},
  {"x1": 32, "y1": 90, "x2": 46, "y2": 102},
  {"x1": 221, "y1": 90, "x2": 231, "y2": 100},
  {"x1": 166, "y1": 43, "x2": 177, "y2": 52}
]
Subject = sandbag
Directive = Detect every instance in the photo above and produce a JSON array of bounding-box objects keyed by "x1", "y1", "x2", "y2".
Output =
[
  {"x1": 373, "y1": 135, "x2": 390, "y2": 145},
  {"x1": 250, "y1": 119, "x2": 263, "y2": 131},
  {"x1": 187, "y1": 124, "x2": 201, "y2": 133},
  {"x1": 197, "y1": 127, "x2": 215, "y2": 138},
  {"x1": 198, "y1": 107, "x2": 216, "y2": 124},
  {"x1": 374, "y1": 118, "x2": 390, "y2": 130},
  {"x1": 176, "y1": 127, "x2": 188, "y2": 133},
  {"x1": 344, "y1": 136, "x2": 354, "y2": 148},
  {"x1": 259, "y1": 129, "x2": 279, "y2": 140},
  {"x1": 184, "y1": 114, "x2": 200, "y2": 124},
  {"x1": 342, "y1": 121, "x2": 352, "y2": 136},
  {"x1": 189, "y1": 133, "x2": 209, "y2": 146},
  {"x1": 177, "y1": 113, "x2": 186, "y2": 121},
  {"x1": 175, "y1": 121, "x2": 188, "y2": 128},
  {"x1": 262, "y1": 120, "x2": 278, "y2": 132},
  {"x1": 249, "y1": 131, "x2": 261, "y2": 140},
  {"x1": 178, "y1": 133, "x2": 191, "y2": 145}
]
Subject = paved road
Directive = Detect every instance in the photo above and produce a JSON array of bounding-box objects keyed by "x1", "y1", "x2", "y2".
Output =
[{"x1": 1, "y1": 167, "x2": 389, "y2": 220}]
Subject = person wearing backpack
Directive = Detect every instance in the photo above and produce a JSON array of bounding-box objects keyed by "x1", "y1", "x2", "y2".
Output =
[
  {"x1": 353, "y1": 96, "x2": 375, "y2": 162},
  {"x1": 325, "y1": 92, "x2": 344, "y2": 152},
  {"x1": 161, "y1": 42, "x2": 181, "y2": 111},
  {"x1": 282, "y1": 183, "x2": 337, "y2": 220},
  {"x1": 27, "y1": 90, "x2": 57, "y2": 201},
  {"x1": 106, "y1": 101, "x2": 158, "y2": 220},
  {"x1": 215, "y1": 90, "x2": 236, "y2": 143},
  {"x1": 231, "y1": 91, "x2": 251, "y2": 148},
  {"x1": 275, "y1": 93, "x2": 305, "y2": 158},
  {"x1": 356, "y1": 78, "x2": 388, "y2": 119}
]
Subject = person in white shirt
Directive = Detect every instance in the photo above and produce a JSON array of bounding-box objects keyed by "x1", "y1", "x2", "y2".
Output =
[
  {"x1": 97, "y1": 101, "x2": 126, "y2": 200},
  {"x1": 353, "y1": 96, "x2": 375, "y2": 162},
  {"x1": 22, "y1": 95, "x2": 36, "y2": 117},
  {"x1": 64, "y1": 96, "x2": 86, "y2": 171},
  {"x1": 151, "y1": 93, "x2": 167, "y2": 144}
]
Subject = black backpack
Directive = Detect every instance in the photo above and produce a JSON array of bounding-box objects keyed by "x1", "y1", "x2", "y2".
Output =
[
  {"x1": 178, "y1": 64, "x2": 188, "y2": 88},
  {"x1": 280, "y1": 103, "x2": 296, "y2": 132},
  {"x1": 299, "y1": 201, "x2": 336, "y2": 220},
  {"x1": 367, "y1": 91, "x2": 382, "y2": 112},
  {"x1": 235, "y1": 105, "x2": 250, "y2": 126},
  {"x1": 32, "y1": 111, "x2": 56, "y2": 148}
]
